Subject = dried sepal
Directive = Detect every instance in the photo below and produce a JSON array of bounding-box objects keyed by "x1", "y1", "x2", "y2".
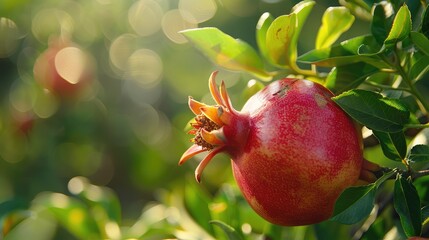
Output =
[
  {"x1": 195, "y1": 146, "x2": 225, "y2": 182},
  {"x1": 179, "y1": 144, "x2": 205, "y2": 165},
  {"x1": 209, "y1": 71, "x2": 224, "y2": 106},
  {"x1": 188, "y1": 97, "x2": 206, "y2": 115}
]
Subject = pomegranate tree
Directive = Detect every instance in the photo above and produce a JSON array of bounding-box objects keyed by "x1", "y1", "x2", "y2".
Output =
[{"x1": 180, "y1": 71, "x2": 366, "y2": 226}]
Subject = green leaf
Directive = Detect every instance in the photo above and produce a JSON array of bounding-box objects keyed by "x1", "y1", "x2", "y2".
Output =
[
  {"x1": 290, "y1": 0, "x2": 316, "y2": 48},
  {"x1": 181, "y1": 28, "x2": 271, "y2": 80},
  {"x1": 332, "y1": 89, "x2": 410, "y2": 132},
  {"x1": 384, "y1": 4, "x2": 411, "y2": 46},
  {"x1": 330, "y1": 185, "x2": 376, "y2": 224},
  {"x1": 372, "y1": 130, "x2": 407, "y2": 161},
  {"x1": 289, "y1": 0, "x2": 316, "y2": 59},
  {"x1": 408, "y1": 144, "x2": 429, "y2": 163},
  {"x1": 316, "y1": 7, "x2": 354, "y2": 49},
  {"x1": 410, "y1": 31, "x2": 429, "y2": 56},
  {"x1": 421, "y1": 5, "x2": 429, "y2": 38},
  {"x1": 264, "y1": 1, "x2": 315, "y2": 69},
  {"x1": 3, "y1": 212, "x2": 57, "y2": 240},
  {"x1": 210, "y1": 220, "x2": 242, "y2": 240},
  {"x1": 265, "y1": 13, "x2": 297, "y2": 67},
  {"x1": 33, "y1": 192, "x2": 101, "y2": 239},
  {"x1": 339, "y1": 0, "x2": 372, "y2": 21},
  {"x1": 371, "y1": 2, "x2": 395, "y2": 44},
  {"x1": 256, "y1": 12, "x2": 273, "y2": 59},
  {"x1": 331, "y1": 171, "x2": 394, "y2": 224},
  {"x1": 410, "y1": 55, "x2": 429, "y2": 82},
  {"x1": 325, "y1": 62, "x2": 379, "y2": 94},
  {"x1": 0, "y1": 199, "x2": 27, "y2": 220},
  {"x1": 298, "y1": 35, "x2": 388, "y2": 68},
  {"x1": 184, "y1": 180, "x2": 215, "y2": 236},
  {"x1": 394, "y1": 175, "x2": 422, "y2": 237},
  {"x1": 69, "y1": 177, "x2": 121, "y2": 224}
]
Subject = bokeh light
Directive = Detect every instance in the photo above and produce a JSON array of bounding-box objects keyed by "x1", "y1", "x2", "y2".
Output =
[
  {"x1": 109, "y1": 33, "x2": 139, "y2": 71},
  {"x1": 128, "y1": 0, "x2": 164, "y2": 36},
  {"x1": 55, "y1": 47, "x2": 88, "y2": 85},
  {"x1": 178, "y1": 0, "x2": 217, "y2": 23},
  {"x1": 125, "y1": 48, "x2": 163, "y2": 87},
  {"x1": 162, "y1": 9, "x2": 197, "y2": 44},
  {"x1": 31, "y1": 8, "x2": 74, "y2": 43}
]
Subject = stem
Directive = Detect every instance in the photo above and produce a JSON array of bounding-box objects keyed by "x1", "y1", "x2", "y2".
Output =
[
  {"x1": 363, "y1": 81, "x2": 413, "y2": 93},
  {"x1": 413, "y1": 169, "x2": 429, "y2": 179},
  {"x1": 404, "y1": 122, "x2": 429, "y2": 129},
  {"x1": 289, "y1": 61, "x2": 322, "y2": 79},
  {"x1": 380, "y1": 167, "x2": 429, "y2": 181}
]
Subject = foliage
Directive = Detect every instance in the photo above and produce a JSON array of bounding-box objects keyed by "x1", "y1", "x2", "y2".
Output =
[{"x1": 1, "y1": 0, "x2": 429, "y2": 239}]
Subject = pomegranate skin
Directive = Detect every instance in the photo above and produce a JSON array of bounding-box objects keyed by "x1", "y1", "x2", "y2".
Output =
[
  {"x1": 232, "y1": 79, "x2": 363, "y2": 226},
  {"x1": 179, "y1": 72, "x2": 363, "y2": 226}
]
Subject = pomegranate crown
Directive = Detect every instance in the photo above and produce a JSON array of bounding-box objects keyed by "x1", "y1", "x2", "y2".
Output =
[{"x1": 179, "y1": 71, "x2": 239, "y2": 182}]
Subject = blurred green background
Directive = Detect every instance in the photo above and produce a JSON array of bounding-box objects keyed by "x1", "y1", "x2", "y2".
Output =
[{"x1": 0, "y1": 0, "x2": 377, "y2": 239}]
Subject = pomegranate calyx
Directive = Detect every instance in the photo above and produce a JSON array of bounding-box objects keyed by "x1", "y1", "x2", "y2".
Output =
[{"x1": 180, "y1": 71, "x2": 249, "y2": 182}]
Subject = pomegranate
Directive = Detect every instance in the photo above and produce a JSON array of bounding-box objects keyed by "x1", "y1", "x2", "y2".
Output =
[
  {"x1": 33, "y1": 38, "x2": 94, "y2": 99},
  {"x1": 179, "y1": 71, "x2": 365, "y2": 226}
]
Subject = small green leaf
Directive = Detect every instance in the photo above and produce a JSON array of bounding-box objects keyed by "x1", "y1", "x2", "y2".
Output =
[
  {"x1": 325, "y1": 62, "x2": 379, "y2": 94},
  {"x1": 408, "y1": 144, "x2": 429, "y2": 163},
  {"x1": 184, "y1": 180, "x2": 215, "y2": 235},
  {"x1": 410, "y1": 31, "x2": 429, "y2": 56},
  {"x1": 210, "y1": 220, "x2": 242, "y2": 240},
  {"x1": 330, "y1": 184, "x2": 376, "y2": 224},
  {"x1": 372, "y1": 130, "x2": 407, "y2": 161},
  {"x1": 33, "y1": 192, "x2": 101, "y2": 239},
  {"x1": 384, "y1": 4, "x2": 411, "y2": 46},
  {"x1": 181, "y1": 28, "x2": 271, "y2": 80},
  {"x1": 256, "y1": 12, "x2": 274, "y2": 59},
  {"x1": 316, "y1": 7, "x2": 354, "y2": 49},
  {"x1": 371, "y1": 2, "x2": 395, "y2": 44},
  {"x1": 264, "y1": 1, "x2": 315, "y2": 69},
  {"x1": 288, "y1": 0, "x2": 315, "y2": 65},
  {"x1": 70, "y1": 177, "x2": 121, "y2": 224},
  {"x1": 0, "y1": 199, "x2": 27, "y2": 220},
  {"x1": 331, "y1": 171, "x2": 394, "y2": 224},
  {"x1": 332, "y1": 89, "x2": 410, "y2": 132},
  {"x1": 410, "y1": 55, "x2": 429, "y2": 82},
  {"x1": 298, "y1": 35, "x2": 388, "y2": 68},
  {"x1": 421, "y1": 5, "x2": 429, "y2": 38},
  {"x1": 394, "y1": 175, "x2": 422, "y2": 237},
  {"x1": 265, "y1": 13, "x2": 297, "y2": 67}
]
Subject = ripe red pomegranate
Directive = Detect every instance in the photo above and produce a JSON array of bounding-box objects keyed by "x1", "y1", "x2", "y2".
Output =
[
  {"x1": 180, "y1": 71, "x2": 367, "y2": 226},
  {"x1": 33, "y1": 38, "x2": 94, "y2": 99}
]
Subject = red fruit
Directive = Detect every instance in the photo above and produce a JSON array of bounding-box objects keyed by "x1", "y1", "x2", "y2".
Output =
[
  {"x1": 180, "y1": 71, "x2": 365, "y2": 226},
  {"x1": 33, "y1": 38, "x2": 94, "y2": 99}
]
